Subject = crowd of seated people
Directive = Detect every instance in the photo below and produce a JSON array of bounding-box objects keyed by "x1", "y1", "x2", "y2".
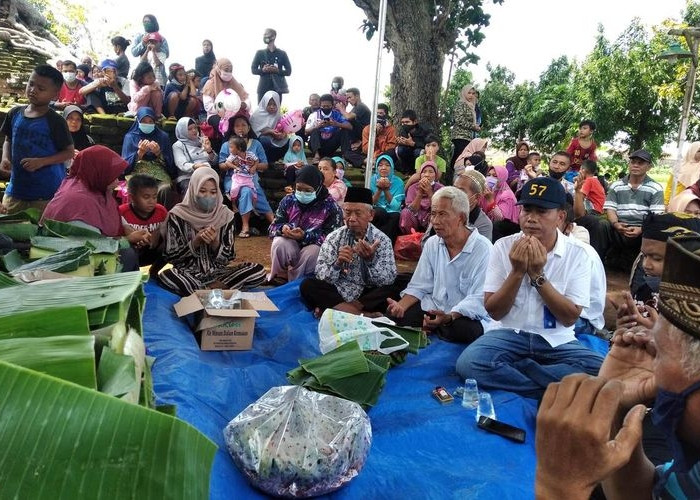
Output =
[{"x1": 8, "y1": 33, "x2": 700, "y2": 496}]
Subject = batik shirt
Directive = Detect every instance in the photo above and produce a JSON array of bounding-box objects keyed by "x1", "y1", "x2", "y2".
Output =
[{"x1": 315, "y1": 223, "x2": 397, "y2": 302}]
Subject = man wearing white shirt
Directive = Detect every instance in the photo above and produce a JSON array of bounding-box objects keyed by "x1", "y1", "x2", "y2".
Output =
[
  {"x1": 387, "y1": 187, "x2": 492, "y2": 343},
  {"x1": 456, "y1": 177, "x2": 604, "y2": 399}
]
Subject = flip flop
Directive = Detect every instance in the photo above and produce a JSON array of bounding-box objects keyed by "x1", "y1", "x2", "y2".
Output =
[{"x1": 238, "y1": 231, "x2": 250, "y2": 238}]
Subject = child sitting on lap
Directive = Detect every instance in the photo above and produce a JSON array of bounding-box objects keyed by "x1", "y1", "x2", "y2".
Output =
[{"x1": 224, "y1": 136, "x2": 258, "y2": 203}]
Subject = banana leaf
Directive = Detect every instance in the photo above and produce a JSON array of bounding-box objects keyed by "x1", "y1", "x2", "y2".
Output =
[
  {"x1": 0, "y1": 273, "x2": 143, "y2": 320},
  {"x1": 299, "y1": 341, "x2": 369, "y2": 382},
  {"x1": 97, "y1": 346, "x2": 137, "y2": 398},
  {"x1": 121, "y1": 328, "x2": 145, "y2": 404},
  {"x1": 0, "y1": 306, "x2": 90, "y2": 339},
  {"x1": 0, "y1": 208, "x2": 40, "y2": 224},
  {"x1": 0, "y1": 336, "x2": 96, "y2": 389},
  {"x1": 0, "y1": 222, "x2": 38, "y2": 242},
  {"x1": 1, "y1": 249, "x2": 25, "y2": 272},
  {"x1": 30, "y1": 235, "x2": 120, "y2": 254},
  {"x1": 0, "y1": 272, "x2": 20, "y2": 288},
  {"x1": 0, "y1": 360, "x2": 216, "y2": 499},
  {"x1": 41, "y1": 218, "x2": 102, "y2": 238},
  {"x1": 9, "y1": 246, "x2": 92, "y2": 276}
]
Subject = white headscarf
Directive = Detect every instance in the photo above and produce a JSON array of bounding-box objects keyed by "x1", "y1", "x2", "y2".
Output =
[{"x1": 250, "y1": 90, "x2": 286, "y2": 147}]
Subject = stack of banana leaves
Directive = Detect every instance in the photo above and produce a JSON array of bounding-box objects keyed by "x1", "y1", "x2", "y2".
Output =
[
  {"x1": 0, "y1": 272, "x2": 217, "y2": 499},
  {"x1": 0, "y1": 210, "x2": 126, "y2": 276},
  {"x1": 287, "y1": 324, "x2": 428, "y2": 408}
]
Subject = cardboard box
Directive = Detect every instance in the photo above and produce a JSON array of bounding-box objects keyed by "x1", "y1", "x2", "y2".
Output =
[{"x1": 174, "y1": 290, "x2": 278, "y2": 351}]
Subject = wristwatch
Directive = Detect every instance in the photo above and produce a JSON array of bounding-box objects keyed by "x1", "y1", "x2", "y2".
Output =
[{"x1": 530, "y1": 273, "x2": 547, "y2": 289}]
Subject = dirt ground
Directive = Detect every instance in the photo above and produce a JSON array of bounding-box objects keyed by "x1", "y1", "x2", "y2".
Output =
[{"x1": 235, "y1": 234, "x2": 629, "y2": 330}]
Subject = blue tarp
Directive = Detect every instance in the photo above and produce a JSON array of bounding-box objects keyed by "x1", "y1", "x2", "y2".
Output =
[{"x1": 143, "y1": 279, "x2": 608, "y2": 500}]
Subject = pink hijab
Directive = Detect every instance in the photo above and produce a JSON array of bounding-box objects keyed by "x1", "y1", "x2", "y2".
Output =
[
  {"x1": 405, "y1": 161, "x2": 443, "y2": 210},
  {"x1": 41, "y1": 145, "x2": 126, "y2": 237},
  {"x1": 488, "y1": 165, "x2": 519, "y2": 224},
  {"x1": 454, "y1": 138, "x2": 489, "y2": 168}
]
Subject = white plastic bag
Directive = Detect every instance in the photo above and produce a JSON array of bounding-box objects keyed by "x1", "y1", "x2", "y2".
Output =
[
  {"x1": 318, "y1": 309, "x2": 408, "y2": 355},
  {"x1": 224, "y1": 386, "x2": 372, "y2": 498}
]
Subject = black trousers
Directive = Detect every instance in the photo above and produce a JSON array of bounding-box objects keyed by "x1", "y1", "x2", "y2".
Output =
[
  {"x1": 371, "y1": 208, "x2": 400, "y2": 244},
  {"x1": 395, "y1": 145, "x2": 422, "y2": 175},
  {"x1": 308, "y1": 128, "x2": 350, "y2": 157},
  {"x1": 299, "y1": 277, "x2": 400, "y2": 312},
  {"x1": 577, "y1": 214, "x2": 642, "y2": 263},
  {"x1": 391, "y1": 302, "x2": 484, "y2": 344}
]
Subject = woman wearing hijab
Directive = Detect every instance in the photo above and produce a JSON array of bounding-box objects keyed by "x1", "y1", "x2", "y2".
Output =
[
  {"x1": 399, "y1": 161, "x2": 443, "y2": 234},
  {"x1": 63, "y1": 105, "x2": 94, "y2": 153},
  {"x1": 219, "y1": 113, "x2": 275, "y2": 237},
  {"x1": 41, "y1": 146, "x2": 139, "y2": 271},
  {"x1": 172, "y1": 117, "x2": 217, "y2": 193},
  {"x1": 267, "y1": 165, "x2": 343, "y2": 285},
  {"x1": 482, "y1": 165, "x2": 519, "y2": 226},
  {"x1": 453, "y1": 137, "x2": 489, "y2": 173},
  {"x1": 202, "y1": 57, "x2": 249, "y2": 147},
  {"x1": 370, "y1": 154, "x2": 405, "y2": 243},
  {"x1": 131, "y1": 14, "x2": 169, "y2": 58},
  {"x1": 505, "y1": 142, "x2": 529, "y2": 191},
  {"x1": 195, "y1": 40, "x2": 216, "y2": 88},
  {"x1": 250, "y1": 90, "x2": 288, "y2": 164},
  {"x1": 667, "y1": 187, "x2": 700, "y2": 216},
  {"x1": 450, "y1": 85, "x2": 480, "y2": 168},
  {"x1": 665, "y1": 141, "x2": 700, "y2": 204},
  {"x1": 158, "y1": 167, "x2": 266, "y2": 296},
  {"x1": 121, "y1": 107, "x2": 176, "y2": 184}
]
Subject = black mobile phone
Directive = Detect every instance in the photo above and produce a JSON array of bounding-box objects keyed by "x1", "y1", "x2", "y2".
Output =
[{"x1": 477, "y1": 416, "x2": 526, "y2": 444}]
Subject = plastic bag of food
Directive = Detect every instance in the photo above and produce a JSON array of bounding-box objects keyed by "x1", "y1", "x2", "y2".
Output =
[{"x1": 224, "y1": 385, "x2": 372, "y2": 498}]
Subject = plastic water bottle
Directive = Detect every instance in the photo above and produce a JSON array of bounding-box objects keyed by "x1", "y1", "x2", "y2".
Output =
[
  {"x1": 462, "y1": 379, "x2": 479, "y2": 409},
  {"x1": 208, "y1": 289, "x2": 224, "y2": 309}
]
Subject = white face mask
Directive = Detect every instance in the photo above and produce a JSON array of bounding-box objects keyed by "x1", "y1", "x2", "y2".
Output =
[
  {"x1": 63, "y1": 72, "x2": 77, "y2": 83},
  {"x1": 219, "y1": 71, "x2": 233, "y2": 82}
]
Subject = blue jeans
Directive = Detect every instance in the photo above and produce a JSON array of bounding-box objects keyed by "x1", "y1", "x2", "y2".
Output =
[
  {"x1": 224, "y1": 174, "x2": 272, "y2": 215},
  {"x1": 455, "y1": 328, "x2": 604, "y2": 400}
]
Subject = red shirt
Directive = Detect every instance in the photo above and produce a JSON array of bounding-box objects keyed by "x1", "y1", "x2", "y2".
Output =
[
  {"x1": 119, "y1": 203, "x2": 168, "y2": 233},
  {"x1": 566, "y1": 137, "x2": 597, "y2": 172},
  {"x1": 581, "y1": 176, "x2": 606, "y2": 214},
  {"x1": 58, "y1": 82, "x2": 86, "y2": 106}
]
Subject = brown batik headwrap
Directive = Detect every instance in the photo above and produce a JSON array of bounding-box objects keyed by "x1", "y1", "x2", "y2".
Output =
[{"x1": 658, "y1": 235, "x2": 700, "y2": 340}]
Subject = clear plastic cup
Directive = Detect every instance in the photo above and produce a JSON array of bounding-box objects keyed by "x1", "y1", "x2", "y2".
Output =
[
  {"x1": 462, "y1": 379, "x2": 479, "y2": 409},
  {"x1": 476, "y1": 392, "x2": 496, "y2": 421}
]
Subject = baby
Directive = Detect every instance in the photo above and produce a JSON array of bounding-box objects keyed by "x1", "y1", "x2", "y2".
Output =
[{"x1": 224, "y1": 136, "x2": 258, "y2": 203}]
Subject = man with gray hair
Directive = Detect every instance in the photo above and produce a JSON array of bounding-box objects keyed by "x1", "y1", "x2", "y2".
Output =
[
  {"x1": 300, "y1": 187, "x2": 398, "y2": 317},
  {"x1": 535, "y1": 234, "x2": 700, "y2": 499},
  {"x1": 387, "y1": 187, "x2": 492, "y2": 343},
  {"x1": 421, "y1": 169, "x2": 493, "y2": 246}
]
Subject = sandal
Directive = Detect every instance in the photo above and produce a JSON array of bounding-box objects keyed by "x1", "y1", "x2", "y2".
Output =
[{"x1": 238, "y1": 231, "x2": 250, "y2": 238}]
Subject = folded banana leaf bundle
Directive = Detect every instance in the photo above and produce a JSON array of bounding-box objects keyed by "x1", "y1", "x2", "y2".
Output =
[{"x1": 287, "y1": 341, "x2": 388, "y2": 408}]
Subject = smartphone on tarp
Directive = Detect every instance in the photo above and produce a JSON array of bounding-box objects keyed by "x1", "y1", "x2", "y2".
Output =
[{"x1": 477, "y1": 416, "x2": 526, "y2": 443}]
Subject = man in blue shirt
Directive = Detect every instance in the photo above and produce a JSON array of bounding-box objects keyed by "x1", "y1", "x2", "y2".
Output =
[
  {"x1": 536, "y1": 234, "x2": 700, "y2": 500},
  {"x1": 304, "y1": 94, "x2": 352, "y2": 164}
]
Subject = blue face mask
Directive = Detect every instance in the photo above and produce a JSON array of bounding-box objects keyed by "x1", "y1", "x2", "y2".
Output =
[
  {"x1": 651, "y1": 379, "x2": 700, "y2": 474},
  {"x1": 139, "y1": 123, "x2": 155, "y2": 134},
  {"x1": 195, "y1": 195, "x2": 216, "y2": 212},
  {"x1": 295, "y1": 190, "x2": 316, "y2": 205}
]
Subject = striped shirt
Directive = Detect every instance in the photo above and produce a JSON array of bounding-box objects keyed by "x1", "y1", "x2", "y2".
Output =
[
  {"x1": 604, "y1": 175, "x2": 664, "y2": 226},
  {"x1": 654, "y1": 461, "x2": 700, "y2": 499}
]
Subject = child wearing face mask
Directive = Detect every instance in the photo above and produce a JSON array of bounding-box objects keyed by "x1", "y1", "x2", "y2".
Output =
[
  {"x1": 54, "y1": 60, "x2": 86, "y2": 110},
  {"x1": 225, "y1": 136, "x2": 258, "y2": 206}
]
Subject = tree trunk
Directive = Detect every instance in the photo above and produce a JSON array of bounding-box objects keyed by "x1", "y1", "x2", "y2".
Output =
[{"x1": 353, "y1": 0, "x2": 452, "y2": 131}]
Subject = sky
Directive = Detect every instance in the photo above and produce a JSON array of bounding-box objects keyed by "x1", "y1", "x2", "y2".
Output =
[{"x1": 75, "y1": 0, "x2": 687, "y2": 112}]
